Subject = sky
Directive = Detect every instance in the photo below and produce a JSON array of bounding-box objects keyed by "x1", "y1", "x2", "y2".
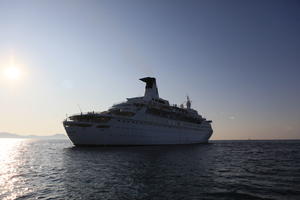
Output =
[{"x1": 0, "y1": 0, "x2": 299, "y2": 139}]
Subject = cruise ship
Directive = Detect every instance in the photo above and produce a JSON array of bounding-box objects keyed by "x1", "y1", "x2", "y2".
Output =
[{"x1": 63, "y1": 77, "x2": 213, "y2": 146}]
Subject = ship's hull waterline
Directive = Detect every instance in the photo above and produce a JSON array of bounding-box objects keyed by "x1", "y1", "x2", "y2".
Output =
[{"x1": 64, "y1": 121, "x2": 213, "y2": 146}]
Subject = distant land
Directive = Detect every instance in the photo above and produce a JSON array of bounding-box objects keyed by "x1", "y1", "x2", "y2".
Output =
[{"x1": 0, "y1": 132, "x2": 67, "y2": 139}]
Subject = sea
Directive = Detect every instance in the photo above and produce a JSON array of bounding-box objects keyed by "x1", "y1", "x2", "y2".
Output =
[{"x1": 0, "y1": 139, "x2": 299, "y2": 200}]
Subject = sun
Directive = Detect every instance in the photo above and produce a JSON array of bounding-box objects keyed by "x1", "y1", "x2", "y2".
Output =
[{"x1": 4, "y1": 67, "x2": 21, "y2": 80}]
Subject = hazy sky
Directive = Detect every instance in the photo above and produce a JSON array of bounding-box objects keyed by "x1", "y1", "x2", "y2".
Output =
[{"x1": 0, "y1": 0, "x2": 299, "y2": 139}]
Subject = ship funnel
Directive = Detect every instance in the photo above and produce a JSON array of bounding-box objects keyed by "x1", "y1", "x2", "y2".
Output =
[{"x1": 140, "y1": 77, "x2": 159, "y2": 101}]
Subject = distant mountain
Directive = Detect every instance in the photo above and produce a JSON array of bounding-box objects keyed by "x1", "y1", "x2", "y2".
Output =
[
  {"x1": 0, "y1": 132, "x2": 22, "y2": 138},
  {"x1": 43, "y1": 133, "x2": 67, "y2": 139},
  {"x1": 0, "y1": 132, "x2": 67, "y2": 139}
]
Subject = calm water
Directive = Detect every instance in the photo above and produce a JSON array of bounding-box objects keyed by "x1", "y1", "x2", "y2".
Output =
[{"x1": 0, "y1": 139, "x2": 299, "y2": 200}]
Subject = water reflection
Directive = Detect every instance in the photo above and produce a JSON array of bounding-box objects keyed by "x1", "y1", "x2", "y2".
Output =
[
  {"x1": 62, "y1": 144, "x2": 215, "y2": 199},
  {"x1": 0, "y1": 139, "x2": 31, "y2": 200}
]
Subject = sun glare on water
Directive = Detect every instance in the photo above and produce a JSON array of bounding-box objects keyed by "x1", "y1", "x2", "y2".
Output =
[{"x1": 4, "y1": 67, "x2": 21, "y2": 80}]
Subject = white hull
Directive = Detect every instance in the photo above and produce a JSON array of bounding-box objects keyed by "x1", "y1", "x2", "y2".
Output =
[
  {"x1": 64, "y1": 121, "x2": 213, "y2": 146},
  {"x1": 63, "y1": 77, "x2": 213, "y2": 146}
]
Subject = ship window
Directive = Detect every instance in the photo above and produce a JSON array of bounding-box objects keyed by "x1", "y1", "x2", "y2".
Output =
[
  {"x1": 70, "y1": 115, "x2": 112, "y2": 123},
  {"x1": 73, "y1": 123, "x2": 92, "y2": 127},
  {"x1": 112, "y1": 110, "x2": 135, "y2": 117}
]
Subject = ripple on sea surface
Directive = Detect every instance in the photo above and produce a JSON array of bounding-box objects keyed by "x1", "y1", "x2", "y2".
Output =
[{"x1": 0, "y1": 139, "x2": 300, "y2": 200}]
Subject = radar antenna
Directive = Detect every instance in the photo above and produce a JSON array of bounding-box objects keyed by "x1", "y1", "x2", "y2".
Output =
[{"x1": 186, "y1": 95, "x2": 192, "y2": 109}]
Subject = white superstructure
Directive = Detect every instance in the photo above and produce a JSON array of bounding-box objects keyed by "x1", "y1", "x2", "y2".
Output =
[{"x1": 63, "y1": 77, "x2": 213, "y2": 146}]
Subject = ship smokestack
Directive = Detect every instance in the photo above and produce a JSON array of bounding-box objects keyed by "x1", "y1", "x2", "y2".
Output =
[{"x1": 140, "y1": 77, "x2": 159, "y2": 101}]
